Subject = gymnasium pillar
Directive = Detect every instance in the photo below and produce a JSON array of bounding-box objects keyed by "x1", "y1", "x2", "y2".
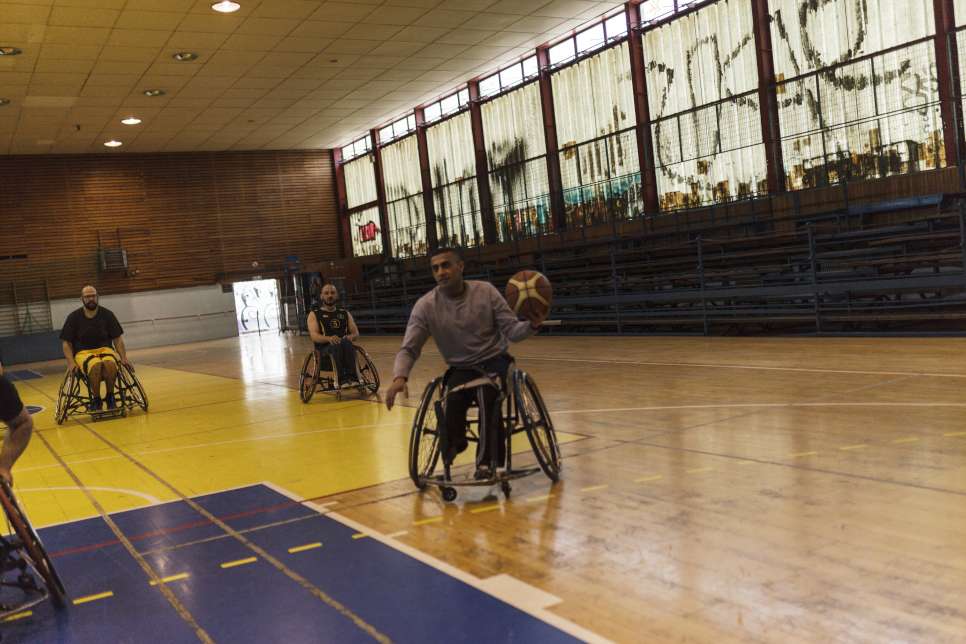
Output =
[
  {"x1": 414, "y1": 108, "x2": 439, "y2": 253},
  {"x1": 626, "y1": 1, "x2": 661, "y2": 214},
  {"x1": 536, "y1": 46, "x2": 567, "y2": 233},
  {"x1": 370, "y1": 128, "x2": 392, "y2": 258},
  {"x1": 332, "y1": 148, "x2": 352, "y2": 259},
  {"x1": 751, "y1": 0, "x2": 786, "y2": 194},
  {"x1": 934, "y1": 0, "x2": 966, "y2": 176},
  {"x1": 468, "y1": 80, "x2": 498, "y2": 245}
]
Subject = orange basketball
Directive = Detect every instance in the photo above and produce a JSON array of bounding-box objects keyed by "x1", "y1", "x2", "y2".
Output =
[{"x1": 505, "y1": 270, "x2": 552, "y2": 320}]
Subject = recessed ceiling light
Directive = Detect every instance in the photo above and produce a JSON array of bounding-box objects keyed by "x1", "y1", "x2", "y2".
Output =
[
  {"x1": 0, "y1": 99, "x2": 10, "y2": 106},
  {"x1": 211, "y1": 1, "x2": 240, "y2": 13},
  {"x1": 172, "y1": 51, "x2": 198, "y2": 62},
  {"x1": 121, "y1": 116, "x2": 142, "y2": 125},
  {"x1": 104, "y1": 140, "x2": 123, "y2": 148},
  {"x1": 143, "y1": 89, "x2": 165, "y2": 97},
  {"x1": 0, "y1": 47, "x2": 22, "y2": 56}
]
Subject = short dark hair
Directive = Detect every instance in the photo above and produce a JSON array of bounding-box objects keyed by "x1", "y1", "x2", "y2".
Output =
[{"x1": 431, "y1": 246, "x2": 464, "y2": 261}]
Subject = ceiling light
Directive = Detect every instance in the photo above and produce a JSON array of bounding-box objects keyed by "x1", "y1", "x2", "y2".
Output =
[
  {"x1": 143, "y1": 89, "x2": 165, "y2": 97},
  {"x1": 104, "y1": 140, "x2": 123, "y2": 148},
  {"x1": 121, "y1": 116, "x2": 142, "y2": 125},
  {"x1": 0, "y1": 99, "x2": 10, "y2": 106},
  {"x1": 211, "y1": 1, "x2": 241, "y2": 13},
  {"x1": 0, "y1": 47, "x2": 22, "y2": 56},
  {"x1": 172, "y1": 51, "x2": 198, "y2": 62}
]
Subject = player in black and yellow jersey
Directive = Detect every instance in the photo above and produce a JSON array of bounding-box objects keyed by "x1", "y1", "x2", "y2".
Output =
[{"x1": 307, "y1": 283, "x2": 361, "y2": 385}]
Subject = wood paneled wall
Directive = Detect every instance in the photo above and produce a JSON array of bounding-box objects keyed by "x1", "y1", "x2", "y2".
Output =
[{"x1": 0, "y1": 149, "x2": 338, "y2": 300}]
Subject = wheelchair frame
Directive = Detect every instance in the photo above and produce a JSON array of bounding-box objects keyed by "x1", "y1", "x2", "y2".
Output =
[
  {"x1": 408, "y1": 363, "x2": 561, "y2": 502},
  {"x1": 55, "y1": 360, "x2": 149, "y2": 424},
  {"x1": 298, "y1": 344, "x2": 380, "y2": 403},
  {"x1": 0, "y1": 479, "x2": 67, "y2": 620}
]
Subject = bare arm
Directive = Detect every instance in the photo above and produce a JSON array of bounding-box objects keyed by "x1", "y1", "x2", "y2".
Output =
[
  {"x1": 114, "y1": 335, "x2": 129, "y2": 364},
  {"x1": 307, "y1": 312, "x2": 328, "y2": 344},
  {"x1": 62, "y1": 340, "x2": 76, "y2": 371},
  {"x1": 0, "y1": 408, "x2": 33, "y2": 483},
  {"x1": 346, "y1": 312, "x2": 360, "y2": 342}
]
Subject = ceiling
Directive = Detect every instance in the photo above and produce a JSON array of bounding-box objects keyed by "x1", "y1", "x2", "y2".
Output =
[{"x1": 0, "y1": 0, "x2": 621, "y2": 155}]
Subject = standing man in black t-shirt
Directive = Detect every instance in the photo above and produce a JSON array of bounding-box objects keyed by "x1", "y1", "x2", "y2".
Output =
[
  {"x1": 307, "y1": 283, "x2": 360, "y2": 385},
  {"x1": 0, "y1": 375, "x2": 33, "y2": 484},
  {"x1": 59, "y1": 285, "x2": 129, "y2": 411}
]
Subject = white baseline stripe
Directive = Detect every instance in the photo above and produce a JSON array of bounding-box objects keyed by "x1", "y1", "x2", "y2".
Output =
[
  {"x1": 262, "y1": 482, "x2": 610, "y2": 644},
  {"x1": 553, "y1": 402, "x2": 966, "y2": 415},
  {"x1": 523, "y1": 355, "x2": 966, "y2": 379}
]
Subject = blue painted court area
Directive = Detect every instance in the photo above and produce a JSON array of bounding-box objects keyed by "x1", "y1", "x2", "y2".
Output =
[
  {"x1": 4, "y1": 370, "x2": 42, "y2": 382},
  {"x1": 1, "y1": 485, "x2": 581, "y2": 643}
]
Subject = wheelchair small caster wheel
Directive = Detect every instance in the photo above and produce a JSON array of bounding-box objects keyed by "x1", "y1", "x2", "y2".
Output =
[
  {"x1": 441, "y1": 487, "x2": 457, "y2": 502},
  {"x1": 501, "y1": 481, "x2": 511, "y2": 498}
]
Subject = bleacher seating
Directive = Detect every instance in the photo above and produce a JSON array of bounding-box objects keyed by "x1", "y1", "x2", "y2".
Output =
[{"x1": 343, "y1": 192, "x2": 966, "y2": 336}]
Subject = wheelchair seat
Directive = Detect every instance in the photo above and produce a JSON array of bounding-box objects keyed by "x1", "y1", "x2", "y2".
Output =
[
  {"x1": 55, "y1": 360, "x2": 149, "y2": 424},
  {"x1": 408, "y1": 360, "x2": 560, "y2": 502}
]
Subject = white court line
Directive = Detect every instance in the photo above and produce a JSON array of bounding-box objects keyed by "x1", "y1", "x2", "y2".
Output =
[
  {"x1": 553, "y1": 402, "x2": 966, "y2": 415},
  {"x1": 17, "y1": 486, "x2": 162, "y2": 504},
  {"x1": 262, "y1": 482, "x2": 610, "y2": 644},
  {"x1": 524, "y1": 355, "x2": 966, "y2": 380}
]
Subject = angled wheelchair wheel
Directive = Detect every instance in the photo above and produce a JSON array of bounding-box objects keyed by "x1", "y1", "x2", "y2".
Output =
[
  {"x1": 354, "y1": 346, "x2": 380, "y2": 396},
  {"x1": 0, "y1": 480, "x2": 67, "y2": 608},
  {"x1": 515, "y1": 371, "x2": 561, "y2": 482},
  {"x1": 299, "y1": 351, "x2": 320, "y2": 403},
  {"x1": 119, "y1": 363, "x2": 148, "y2": 412},
  {"x1": 409, "y1": 377, "x2": 444, "y2": 489},
  {"x1": 55, "y1": 369, "x2": 84, "y2": 425}
]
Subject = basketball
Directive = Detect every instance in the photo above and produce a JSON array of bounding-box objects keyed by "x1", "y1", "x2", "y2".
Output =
[{"x1": 506, "y1": 270, "x2": 552, "y2": 320}]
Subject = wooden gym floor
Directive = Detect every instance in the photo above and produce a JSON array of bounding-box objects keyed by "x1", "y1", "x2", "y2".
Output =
[{"x1": 6, "y1": 333, "x2": 966, "y2": 642}]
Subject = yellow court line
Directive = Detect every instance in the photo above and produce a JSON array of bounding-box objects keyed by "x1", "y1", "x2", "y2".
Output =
[
  {"x1": 838, "y1": 444, "x2": 868, "y2": 451},
  {"x1": 789, "y1": 451, "x2": 819, "y2": 458},
  {"x1": 288, "y1": 542, "x2": 323, "y2": 554},
  {"x1": 735, "y1": 460, "x2": 760, "y2": 466},
  {"x1": 891, "y1": 437, "x2": 921, "y2": 444},
  {"x1": 73, "y1": 591, "x2": 114, "y2": 605},
  {"x1": 686, "y1": 467, "x2": 714, "y2": 474},
  {"x1": 2, "y1": 610, "x2": 32, "y2": 622},
  {"x1": 220, "y1": 557, "x2": 258, "y2": 569},
  {"x1": 351, "y1": 533, "x2": 369, "y2": 540},
  {"x1": 944, "y1": 431, "x2": 966, "y2": 438},
  {"x1": 469, "y1": 504, "x2": 502, "y2": 514},
  {"x1": 412, "y1": 516, "x2": 442, "y2": 526},
  {"x1": 525, "y1": 494, "x2": 554, "y2": 503},
  {"x1": 634, "y1": 475, "x2": 663, "y2": 483},
  {"x1": 579, "y1": 484, "x2": 608, "y2": 493},
  {"x1": 150, "y1": 573, "x2": 189, "y2": 586}
]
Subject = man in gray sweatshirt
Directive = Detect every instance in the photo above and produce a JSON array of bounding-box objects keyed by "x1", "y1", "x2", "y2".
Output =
[{"x1": 386, "y1": 247, "x2": 546, "y2": 476}]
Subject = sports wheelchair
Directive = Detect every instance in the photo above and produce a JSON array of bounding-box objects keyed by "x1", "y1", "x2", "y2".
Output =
[
  {"x1": 0, "y1": 479, "x2": 67, "y2": 619},
  {"x1": 408, "y1": 361, "x2": 561, "y2": 502},
  {"x1": 55, "y1": 360, "x2": 148, "y2": 424},
  {"x1": 298, "y1": 344, "x2": 380, "y2": 403}
]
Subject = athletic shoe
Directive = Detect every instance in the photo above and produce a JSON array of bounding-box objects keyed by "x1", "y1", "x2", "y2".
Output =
[
  {"x1": 88, "y1": 397, "x2": 102, "y2": 412},
  {"x1": 105, "y1": 395, "x2": 117, "y2": 410},
  {"x1": 474, "y1": 465, "x2": 494, "y2": 481}
]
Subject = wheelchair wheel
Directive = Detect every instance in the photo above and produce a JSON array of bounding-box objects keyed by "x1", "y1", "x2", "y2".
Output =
[
  {"x1": 354, "y1": 346, "x2": 380, "y2": 395},
  {"x1": 55, "y1": 370, "x2": 74, "y2": 425},
  {"x1": 299, "y1": 351, "x2": 319, "y2": 403},
  {"x1": 119, "y1": 363, "x2": 148, "y2": 412},
  {"x1": 409, "y1": 377, "x2": 443, "y2": 489},
  {"x1": 515, "y1": 371, "x2": 561, "y2": 481},
  {"x1": 0, "y1": 481, "x2": 67, "y2": 608}
]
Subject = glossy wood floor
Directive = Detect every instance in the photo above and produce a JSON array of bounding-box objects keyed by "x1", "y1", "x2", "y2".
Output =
[{"x1": 12, "y1": 333, "x2": 966, "y2": 643}]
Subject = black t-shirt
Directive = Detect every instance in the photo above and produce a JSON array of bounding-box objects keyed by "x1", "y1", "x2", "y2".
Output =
[
  {"x1": 313, "y1": 306, "x2": 349, "y2": 338},
  {"x1": 0, "y1": 375, "x2": 24, "y2": 423},
  {"x1": 60, "y1": 307, "x2": 124, "y2": 352}
]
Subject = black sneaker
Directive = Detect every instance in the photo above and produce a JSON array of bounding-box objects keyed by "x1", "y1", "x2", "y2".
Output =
[
  {"x1": 474, "y1": 465, "x2": 493, "y2": 481},
  {"x1": 88, "y1": 397, "x2": 102, "y2": 412},
  {"x1": 105, "y1": 395, "x2": 117, "y2": 410}
]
